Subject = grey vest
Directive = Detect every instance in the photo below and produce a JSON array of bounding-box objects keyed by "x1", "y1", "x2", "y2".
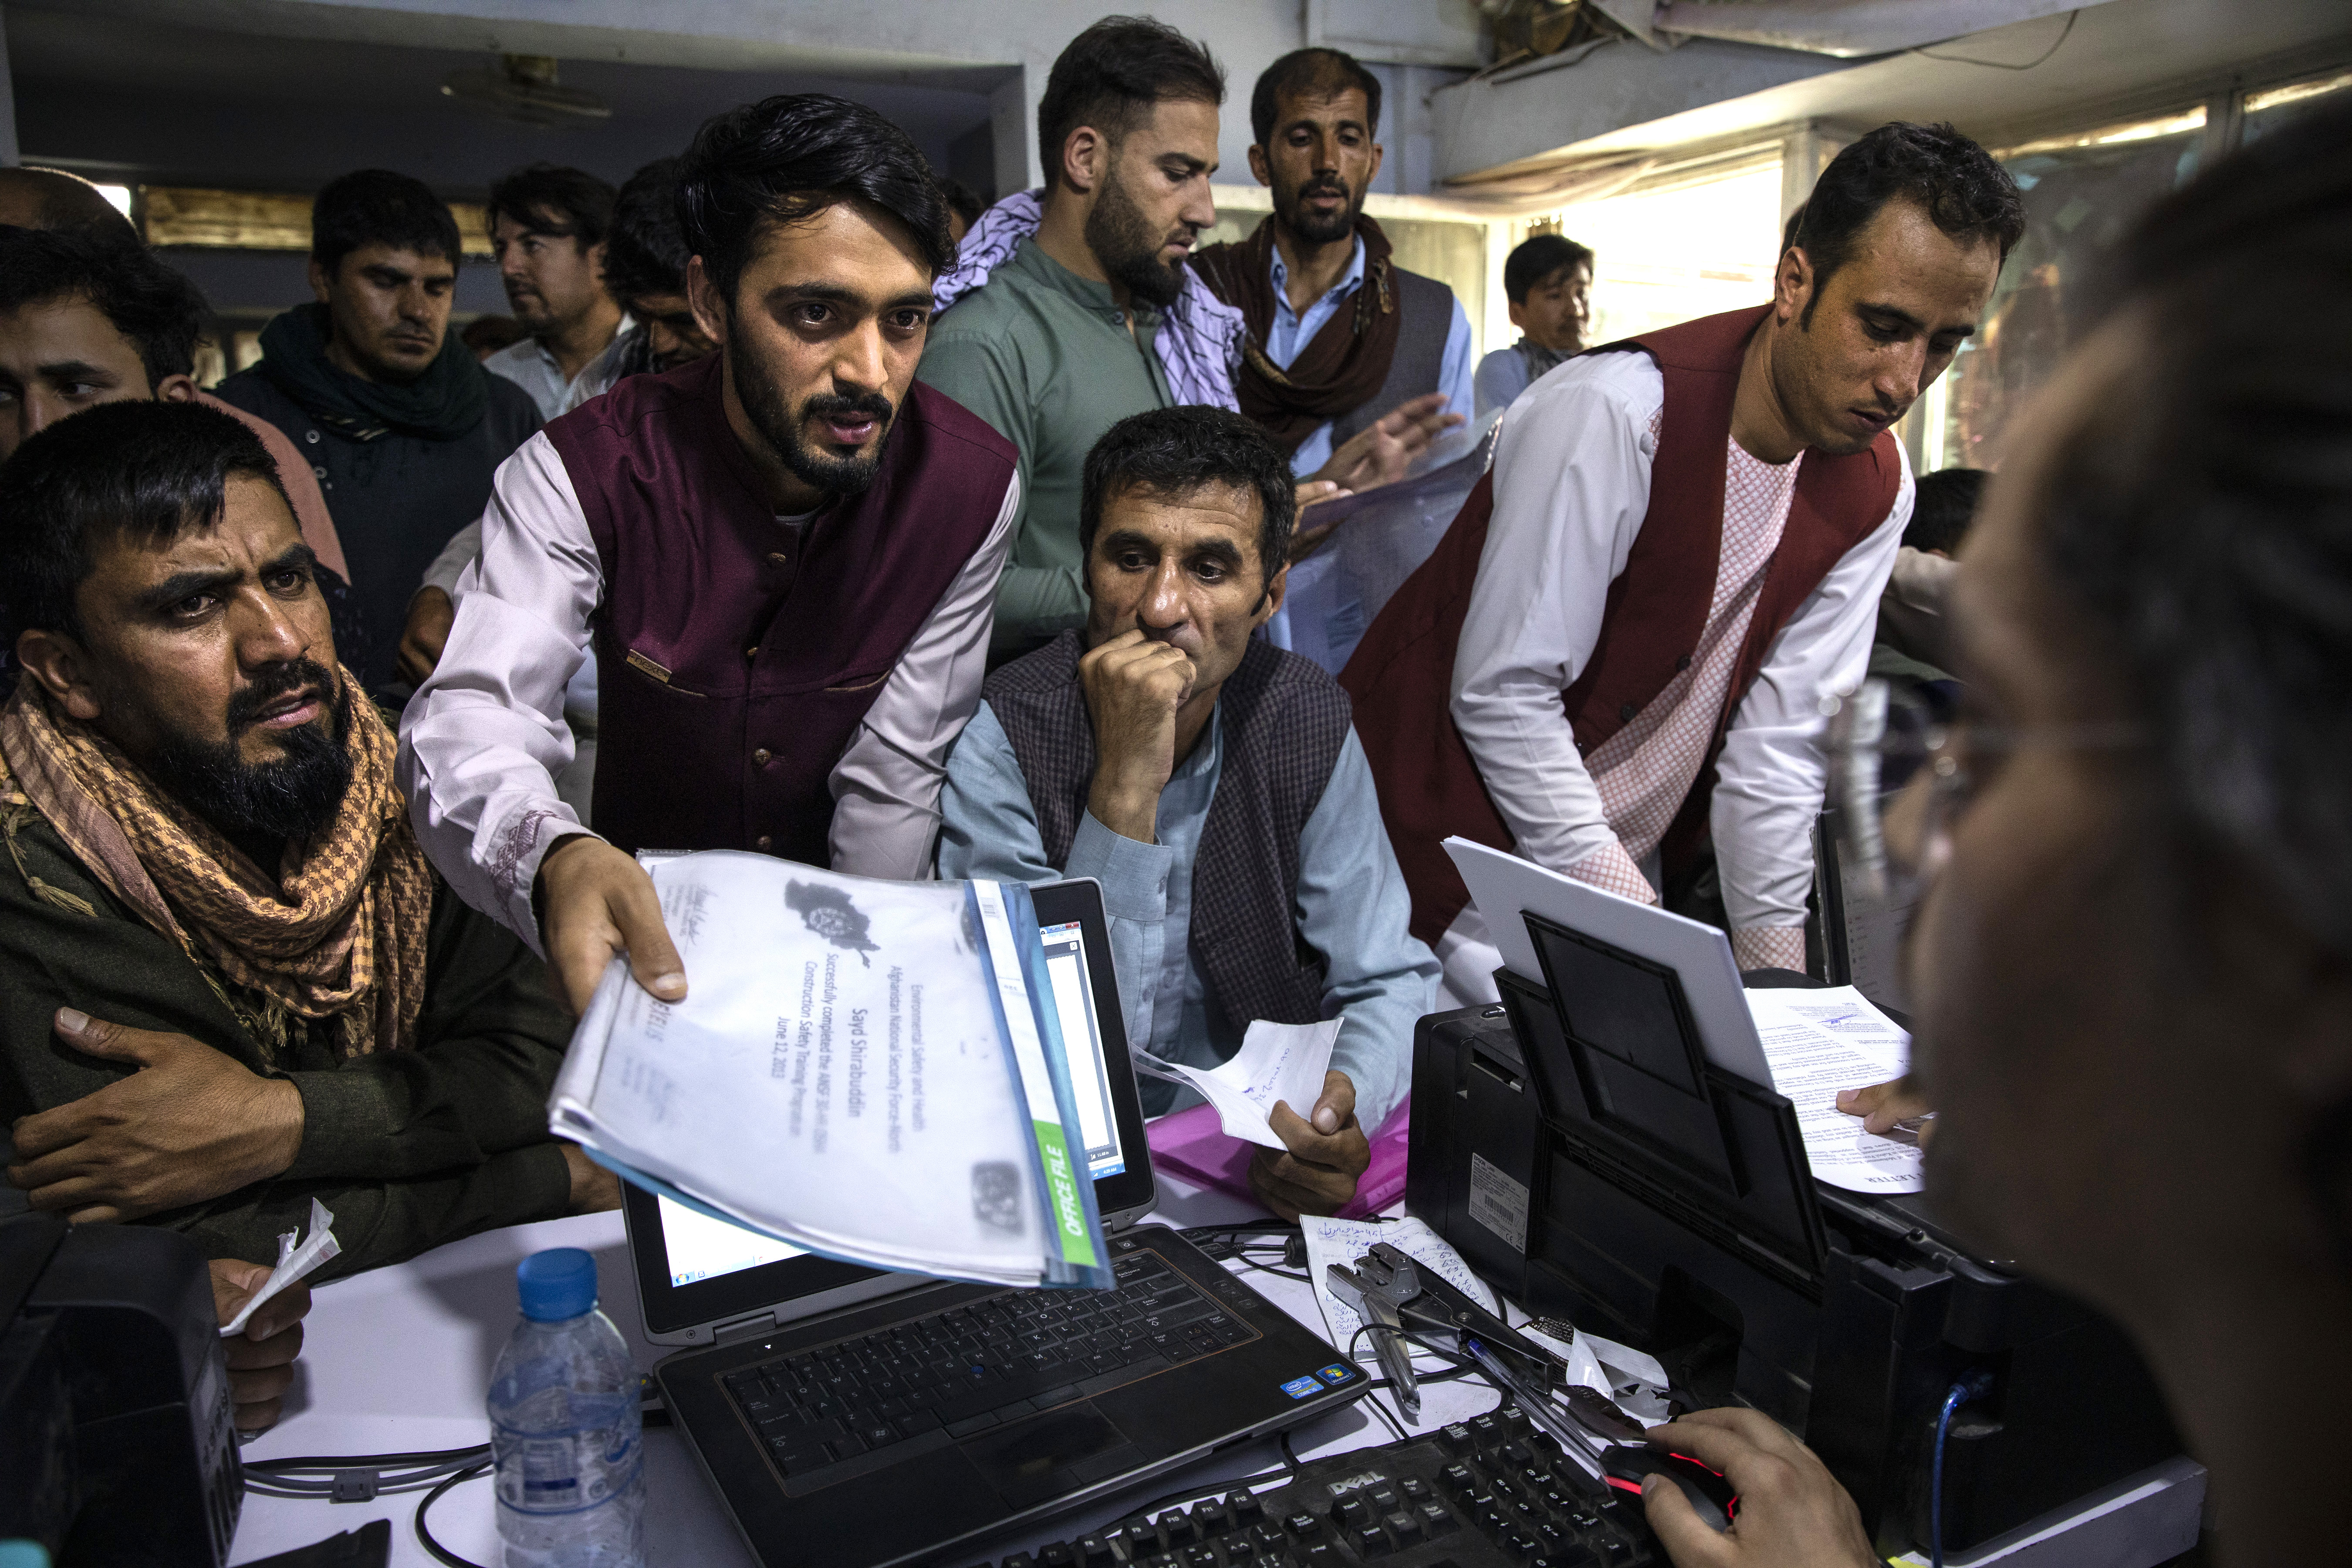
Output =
[
  {"x1": 1331, "y1": 267, "x2": 1455, "y2": 447},
  {"x1": 983, "y1": 631, "x2": 1353, "y2": 1033}
]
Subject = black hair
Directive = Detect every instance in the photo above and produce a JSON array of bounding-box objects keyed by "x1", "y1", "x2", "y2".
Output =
[
  {"x1": 0, "y1": 400, "x2": 292, "y2": 643},
  {"x1": 678, "y1": 93, "x2": 954, "y2": 305},
  {"x1": 1793, "y1": 123, "x2": 2024, "y2": 328},
  {"x1": 0, "y1": 225, "x2": 211, "y2": 384},
  {"x1": 1504, "y1": 233, "x2": 1595, "y2": 304},
  {"x1": 310, "y1": 169, "x2": 462, "y2": 276},
  {"x1": 936, "y1": 176, "x2": 986, "y2": 229},
  {"x1": 1037, "y1": 17, "x2": 1225, "y2": 192},
  {"x1": 2040, "y1": 97, "x2": 2352, "y2": 959},
  {"x1": 1250, "y1": 47, "x2": 1382, "y2": 149},
  {"x1": 0, "y1": 167, "x2": 139, "y2": 243},
  {"x1": 1906, "y1": 466, "x2": 1987, "y2": 555},
  {"x1": 599, "y1": 158, "x2": 690, "y2": 307},
  {"x1": 1080, "y1": 405, "x2": 1297, "y2": 591},
  {"x1": 487, "y1": 162, "x2": 618, "y2": 248}
]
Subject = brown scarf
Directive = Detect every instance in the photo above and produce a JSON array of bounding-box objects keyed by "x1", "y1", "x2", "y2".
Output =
[
  {"x1": 1190, "y1": 214, "x2": 1403, "y2": 457},
  {"x1": 0, "y1": 676, "x2": 433, "y2": 1058}
]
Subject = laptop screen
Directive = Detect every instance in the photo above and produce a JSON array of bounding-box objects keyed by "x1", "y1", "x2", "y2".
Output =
[{"x1": 625, "y1": 878, "x2": 1151, "y2": 1336}]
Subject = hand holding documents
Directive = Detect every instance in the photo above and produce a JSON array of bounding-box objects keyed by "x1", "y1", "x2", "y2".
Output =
[
  {"x1": 550, "y1": 853, "x2": 1112, "y2": 1289},
  {"x1": 220, "y1": 1197, "x2": 339, "y2": 1338},
  {"x1": 1745, "y1": 985, "x2": 1922, "y2": 1195},
  {"x1": 1163, "y1": 1018, "x2": 1342, "y2": 1152}
]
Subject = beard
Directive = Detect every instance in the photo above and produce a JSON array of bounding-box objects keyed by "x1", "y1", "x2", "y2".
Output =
[
  {"x1": 727, "y1": 311, "x2": 896, "y2": 497},
  {"x1": 143, "y1": 659, "x2": 355, "y2": 847},
  {"x1": 1277, "y1": 173, "x2": 1361, "y2": 247},
  {"x1": 1085, "y1": 169, "x2": 1190, "y2": 311}
]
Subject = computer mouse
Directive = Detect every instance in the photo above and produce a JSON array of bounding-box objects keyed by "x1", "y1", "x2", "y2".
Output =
[{"x1": 1598, "y1": 1446, "x2": 1738, "y2": 1533}]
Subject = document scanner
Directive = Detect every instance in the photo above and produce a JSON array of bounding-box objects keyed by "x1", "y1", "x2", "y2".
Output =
[{"x1": 1406, "y1": 904, "x2": 2183, "y2": 1560}]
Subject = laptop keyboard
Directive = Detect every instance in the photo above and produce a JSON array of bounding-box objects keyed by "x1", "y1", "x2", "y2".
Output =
[{"x1": 723, "y1": 1246, "x2": 1259, "y2": 1485}]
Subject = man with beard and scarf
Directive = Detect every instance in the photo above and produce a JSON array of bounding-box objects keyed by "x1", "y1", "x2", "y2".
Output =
[
  {"x1": 1190, "y1": 49, "x2": 1474, "y2": 483},
  {"x1": 0, "y1": 402, "x2": 595, "y2": 1429},
  {"x1": 399, "y1": 95, "x2": 1019, "y2": 1016},
  {"x1": 214, "y1": 169, "x2": 541, "y2": 692}
]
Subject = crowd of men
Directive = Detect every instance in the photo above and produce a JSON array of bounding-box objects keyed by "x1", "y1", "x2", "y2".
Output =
[{"x1": 0, "y1": 13, "x2": 2346, "y2": 1564}]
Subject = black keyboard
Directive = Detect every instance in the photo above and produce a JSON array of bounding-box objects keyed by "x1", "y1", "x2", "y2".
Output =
[
  {"x1": 723, "y1": 1247, "x2": 1259, "y2": 1484},
  {"x1": 960, "y1": 1407, "x2": 1661, "y2": 1568}
]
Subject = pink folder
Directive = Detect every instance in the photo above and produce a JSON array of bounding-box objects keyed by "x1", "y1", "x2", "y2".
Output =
[{"x1": 1144, "y1": 1098, "x2": 1412, "y2": 1220}]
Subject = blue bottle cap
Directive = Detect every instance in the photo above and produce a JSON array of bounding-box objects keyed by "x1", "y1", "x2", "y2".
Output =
[
  {"x1": 0, "y1": 1542, "x2": 53, "y2": 1568},
  {"x1": 517, "y1": 1248, "x2": 599, "y2": 1322}
]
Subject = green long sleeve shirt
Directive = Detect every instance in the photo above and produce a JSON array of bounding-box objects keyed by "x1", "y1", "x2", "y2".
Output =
[
  {"x1": 917, "y1": 237, "x2": 1173, "y2": 656},
  {"x1": 0, "y1": 802, "x2": 574, "y2": 1279}
]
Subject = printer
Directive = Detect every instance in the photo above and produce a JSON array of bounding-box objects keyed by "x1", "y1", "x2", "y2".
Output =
[
  {"x1": 0, "y1": 1212, "x2": 243, "y2": 1566},
  {"x1": 1407, "y1": 900, "x2": 2182, "y2": 1560}
]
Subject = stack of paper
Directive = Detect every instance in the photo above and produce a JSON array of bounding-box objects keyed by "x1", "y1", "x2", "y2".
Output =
[
  {"x1": 550, "y1": 853, "x2": 1110, "y2": 1289},
  {"x1": 1745, "y1": 985, "x2": 1922, "y2": 1195}
]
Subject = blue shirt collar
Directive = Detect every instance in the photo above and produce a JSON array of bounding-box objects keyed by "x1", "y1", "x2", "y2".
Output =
[{"x1": 1268, "y1": 233, "x2": 1367, "y2": 322}]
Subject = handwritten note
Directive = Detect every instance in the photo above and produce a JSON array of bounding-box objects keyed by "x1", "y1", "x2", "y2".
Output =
[
  {"x1": 1166, "y1": 1019, "x2": 1340, "y2": 1152},
  {"x1": 1301, "y1": 1216, "x2": 1497, "y2": 1359}
]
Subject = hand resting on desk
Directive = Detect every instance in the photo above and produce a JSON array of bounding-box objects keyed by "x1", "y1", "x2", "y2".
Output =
[
  {"x1": 1249, "y1": 1069, "x2": 1370, "y2": 1219},
  {"x1": 1640, "y1": 1406, "x2": 1877, "y2": 1568}
]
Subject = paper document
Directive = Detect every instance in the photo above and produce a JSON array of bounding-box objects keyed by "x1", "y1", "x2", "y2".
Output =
[
  {"x1": 1746, "y1": 985, "x2": 1922, "y2": 1194},
  {"x1": 1165, "y1": 1018, "x2": 1341, "y2": 1152},
  {"x1": 551, "y1": 853, "x2": 1109, "y2": 1289},
  {"x1": 1301, "y1": 1216, "x2": 1496, "y2": 1360},
  {"x1": 220, "y1": 1198, "x2": 339, "y2": 1337}
]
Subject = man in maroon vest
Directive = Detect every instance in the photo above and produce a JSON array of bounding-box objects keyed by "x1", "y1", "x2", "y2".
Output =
[
  {"x1": 399, "y1": 95, "x2": 1020, "y2": 1012},
  {"x1": 1342, "y1": 123, "x2": 2022, "y2": 997}
]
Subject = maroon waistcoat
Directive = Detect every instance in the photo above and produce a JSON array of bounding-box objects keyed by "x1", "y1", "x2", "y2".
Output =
[
  {"x1": 542, "y1": 353, "x2": 1016, "y2": 862},
  {"x1": 1340, "y1": 304, "x2": 1901, "y2": 944}
]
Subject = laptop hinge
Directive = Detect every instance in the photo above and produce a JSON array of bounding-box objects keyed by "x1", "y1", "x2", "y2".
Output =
[{"x1": 710, "y1": 1307, "x2": 785, "y2": 1345}]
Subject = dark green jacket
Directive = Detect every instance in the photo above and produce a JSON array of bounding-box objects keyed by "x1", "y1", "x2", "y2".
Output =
[{"x1": 0, "y1": 804, "x2": 573, "y2": 1277}]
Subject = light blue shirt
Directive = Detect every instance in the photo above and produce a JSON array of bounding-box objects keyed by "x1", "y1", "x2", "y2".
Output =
[
  {"x1": 937, "y1": 700, "x2": 1438, "y2": 1131},
  {"x1": 1265, "y1": 236, "x2": 1477, "y2": 477},
  {"x1": 1474, "y1": 346, "x2": 1535, "y2": 419}
]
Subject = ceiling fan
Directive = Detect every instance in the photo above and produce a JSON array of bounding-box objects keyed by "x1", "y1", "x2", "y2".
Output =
[{"x1": 441, "y1": 54, "x2": 611, "y2": 128}]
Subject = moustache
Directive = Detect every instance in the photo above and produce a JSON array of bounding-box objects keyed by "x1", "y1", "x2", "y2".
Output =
[
  {"x1": 802, "y1": 392, "x2": 895, "y2": 426},
  {"x1": 226, "y1": 659, "x2": 341, "y2": 734}
]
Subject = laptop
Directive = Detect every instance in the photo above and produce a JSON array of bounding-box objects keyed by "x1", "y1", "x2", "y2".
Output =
[{"x1": 626, "y1": 878, "x2": 1367, "y2": 1568}]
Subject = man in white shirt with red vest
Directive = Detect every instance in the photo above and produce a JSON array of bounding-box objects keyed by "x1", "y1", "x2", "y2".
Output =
[{"x1": 1343, "y1": 122, "x2": 2023, "y2": 995}]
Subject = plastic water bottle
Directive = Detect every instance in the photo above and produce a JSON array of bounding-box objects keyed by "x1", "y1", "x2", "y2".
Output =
[{"x1": 489, "y1": 1248, "x2": 645, "y2": 1567}]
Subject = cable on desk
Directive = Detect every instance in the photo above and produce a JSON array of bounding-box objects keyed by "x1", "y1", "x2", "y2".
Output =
[
  {"x1": 414, "y1": 1459, "x2": 495, "y2": 1568},
  {"x1": 243, "y1": 1443, "x2": 493, "y2": 1503}
]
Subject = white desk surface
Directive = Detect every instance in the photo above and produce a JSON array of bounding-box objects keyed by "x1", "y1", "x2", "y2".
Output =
[{"x1": 227, "y1": 1171, "x2": 2203, "y2": 1568}]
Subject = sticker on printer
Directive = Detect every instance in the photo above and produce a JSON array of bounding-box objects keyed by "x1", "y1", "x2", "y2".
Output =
[
  {"x1": 1281, "y1": 1375, "x2": 1325, "y2": 1400},
  {"x1": 1468, "y1": 1152, "x2": 1530, "y2": 1253},
  {"x1": 1316, "y1": 1364, "x2": 1354, "y2": 1386}
]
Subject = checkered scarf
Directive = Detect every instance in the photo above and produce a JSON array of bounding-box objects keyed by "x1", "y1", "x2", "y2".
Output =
[{"x1": 0, "y1": 675, "x2": 433, "y2": 1058}]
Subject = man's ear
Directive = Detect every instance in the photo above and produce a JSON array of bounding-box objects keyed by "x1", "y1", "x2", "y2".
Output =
[
  {"x1": 14, "y1": 627, "x2": 104, "y2": 723},
  {"x1": 307, "y1": 256, "x2": 334, "y2": 307},
  {"x1": 1774, "y1": 245, "x2": 1814, "y2": 328},
  {"x1": 683, "y1": 255, "x2": 728, "y2": 350},
  {"x1": 1247, "y1": 144, "x2": 1272, "y2": 189},
  {"x1": 1254, "y1": 562, "x2": 1290, "y2": 628},
  {"x1": 1060, "y1": 126, "x2": 1108, "y2": 197},
  {"x1": 586, "y1": 237, "x2": 611, "y2": 291},
  {"x1": 155, "y1": 374, "x2": 199, "y2": 404},
  {"x1": 1365, "y1": 140, "x2": 1385, "y2": 188},
  {"x1": 1506, "y1": 297, "x2": 1529, "y2": 332}
]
